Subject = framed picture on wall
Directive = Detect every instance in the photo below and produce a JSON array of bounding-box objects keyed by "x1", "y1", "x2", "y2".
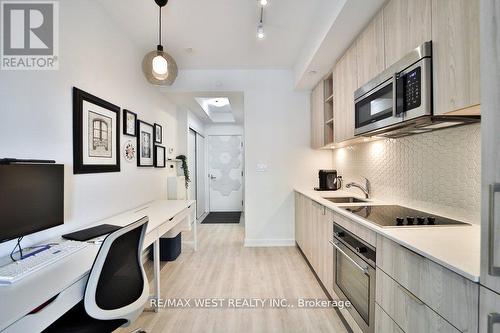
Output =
[
  {"x1": 154, "y1": 123, "x2": 162, "y2": 144},
  {"x1": 123, "y1": 109, "x2": 137, "y2": 136},
  {"x1": 73, "y1": 87, "x2": 120, "y2": 174},
  {"x1": 154, "y1": 145, "x2": 166, "y2": 168},
  {"x1": 137, "y1": 120, "x2": 154, "y2": 167}
]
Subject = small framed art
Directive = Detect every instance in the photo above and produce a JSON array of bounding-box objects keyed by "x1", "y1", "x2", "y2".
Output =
[
  {"x1": 154, "y1": 123, "x2": 162, "y2": 144},
  {"x1": 154, "y1": 145, "x2": 166, "y2": 168},
  {"x1": 73, "y1": 87, "x2": 120, "y2": 174},
  {"x1": 123, "y1": 109, "x2": 137, "y2": 136},
  {"x1": 137, "y1": 120, "x2": 154, "y2": 167}
]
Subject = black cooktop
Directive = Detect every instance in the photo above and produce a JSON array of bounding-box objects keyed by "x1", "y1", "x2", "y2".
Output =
[{"x1": 339, "y1": 205, "x2": 469, "y2": 227}]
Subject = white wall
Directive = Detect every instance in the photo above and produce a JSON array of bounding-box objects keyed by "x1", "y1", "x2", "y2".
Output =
[
  {"x1": 0, "y1": 0, "x2": 178, "y2": 256},
  {"x1": 205, "y1": 124, "x2": 244, "y2": 136},
  {"x1": 164, "y1": 70, "x2": 332, "y2": 246}
]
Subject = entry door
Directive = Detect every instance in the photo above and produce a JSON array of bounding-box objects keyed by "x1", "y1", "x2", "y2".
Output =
[{"x1": 208, "y1": 135, "x2": 243, "y2": 212}]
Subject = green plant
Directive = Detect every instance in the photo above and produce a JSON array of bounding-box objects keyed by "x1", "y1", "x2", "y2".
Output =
[{"x1": 176, "y1": 155, "x2": 190, "y2": 189}]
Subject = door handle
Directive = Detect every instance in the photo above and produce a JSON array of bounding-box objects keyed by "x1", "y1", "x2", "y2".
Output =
[
  {"x1": 392, "y1": 73, "x2": 398, "y2": 118},
  {"x1": 488, "y1": 313, "x2": 500, "y2": 333},
  {"x1": 329, "y1": 240, "x2": 369, "y2": 275},
  {"x1": 489, "y1": 184, "x2": 500, "y2": 276}
]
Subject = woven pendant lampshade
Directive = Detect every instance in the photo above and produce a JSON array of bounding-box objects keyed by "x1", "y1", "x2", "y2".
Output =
[{"x1": 142, "y1": 0, "x2": 178, "y2": 86}]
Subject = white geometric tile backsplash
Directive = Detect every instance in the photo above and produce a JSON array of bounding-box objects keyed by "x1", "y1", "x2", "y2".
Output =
[{"x1": 332, "y1": 124, "x2": 481, "y2": 224}]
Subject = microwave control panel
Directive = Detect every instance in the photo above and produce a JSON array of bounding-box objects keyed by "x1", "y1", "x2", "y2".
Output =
[{"x1": 403, "y1": 67, "x2": 421, "y2": 111}]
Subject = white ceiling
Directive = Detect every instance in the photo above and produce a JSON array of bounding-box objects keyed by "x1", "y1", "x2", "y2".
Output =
[
  {"x1": 165, "y1": 92, "x2": 244, "y2": 124},
  {"x1": 95, "y1": 0, "x2": 335, "y2": 70}
]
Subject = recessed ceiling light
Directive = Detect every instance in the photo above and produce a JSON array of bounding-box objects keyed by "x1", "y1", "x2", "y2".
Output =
[
  {"x1": 209, "y1": 98, "x2": 230, "y2": 107},
  {"x1": 308, "y1": 70, "x2": 317, "y2": 75},
  {"x1": 184, "y1": 47, "x2": 194, "y2": 53}
]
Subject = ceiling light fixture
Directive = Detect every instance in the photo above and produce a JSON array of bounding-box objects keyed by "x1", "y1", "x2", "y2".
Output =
[
  {"x1": 142, "y1": 0, "x2": 178, "y2": 86},
  {"x1": 210, "y1": 98, "x2": 230, "y2": 107},
  {"x1": 257, "y1": 7, "x2": 265, "y2": 39},
  {"x1": 260, "y1": 0, "x2": 268, "y2": 6}
]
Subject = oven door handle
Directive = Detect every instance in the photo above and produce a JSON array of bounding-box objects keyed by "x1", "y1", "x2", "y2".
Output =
[{"x1": 330, "y1": 240, "x2": 369, "y2": 275}]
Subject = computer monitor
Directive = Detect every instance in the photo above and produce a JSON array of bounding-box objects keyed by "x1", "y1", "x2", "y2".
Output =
[{"x1": 0, "y1": 163, "x2": 64, "y2": 243}]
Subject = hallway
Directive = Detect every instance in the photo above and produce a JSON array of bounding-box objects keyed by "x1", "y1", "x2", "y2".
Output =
[{"x1": 118, "y1": 224, "x2": 347, "y2": 333}]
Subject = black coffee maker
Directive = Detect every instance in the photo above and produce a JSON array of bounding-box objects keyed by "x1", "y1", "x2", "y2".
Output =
[{"x1": 315, "y1": 170, "x2": 342, "y2": 191}]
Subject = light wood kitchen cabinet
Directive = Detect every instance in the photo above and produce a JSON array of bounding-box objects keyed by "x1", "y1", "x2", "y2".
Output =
[
  {"x1": 383, "y1": 0, "x2": 431, "y2": 68},
  {"x1": 333, "y1": 44, "x2": 357, "y2": 143},
  {"x1": 375, "y1": 303, "x2": 404, "y2": 333},
  {"x1": 377, "y1": 236, "x2": 479, "y2": 333},
  {"x1": 479, "y1": 286, "x2": 500, "y2": 333},
  {"x1": 431, "y1": 0, "x2": 480, "y2": 115},
  {"x1": 294, "y1": 193, "x2": 334, "y2": 297},
  {"x1": 318, "y1": 208, "x2": 334, "y2": 297},
  {"x1": 376, "y1": 269, "x2": 460, "y2": 333},
  {"x1": 311, "y1": 82, "x2": 325, "y2": 149},
  {"x1": 356, "y1": 11, "x2": 385, "y2": 88},
  {"x1": 295, "y1": 193, "x2": 310, "y2": 257}
]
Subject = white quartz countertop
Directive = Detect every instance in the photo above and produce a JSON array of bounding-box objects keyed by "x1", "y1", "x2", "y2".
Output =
[{"x1": 294, "y1": 187, "x2": 481, "y2": 282}]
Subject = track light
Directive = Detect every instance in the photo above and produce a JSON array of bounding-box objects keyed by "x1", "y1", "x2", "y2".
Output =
[
  {"x1": 257, "y1": 7, "x2": 265, "y2": 40},
  {"x1": 257, "y1": 23, "x2": 265, "y2": 39}
]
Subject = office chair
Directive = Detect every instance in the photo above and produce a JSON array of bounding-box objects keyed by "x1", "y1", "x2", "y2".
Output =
[{"x1": 43, "y1": 217, "x2": 150, "y2": 333}]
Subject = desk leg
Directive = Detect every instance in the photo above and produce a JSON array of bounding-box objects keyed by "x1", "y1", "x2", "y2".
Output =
[
  {"x1": 153, "y1": 239, "x2": 161, "y2": 312},
  {"x1": 193, "y1": 214, "x2": 197, "y2": 251}
]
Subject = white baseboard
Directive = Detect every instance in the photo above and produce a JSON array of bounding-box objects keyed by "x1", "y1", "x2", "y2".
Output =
[{"x1": 244, "y1": 238, "x2": 295, "y2": 247}]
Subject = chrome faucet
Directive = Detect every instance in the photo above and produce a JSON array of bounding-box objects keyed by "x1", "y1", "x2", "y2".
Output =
[{"x1": 346, "y1": 177, "x2": 371, "y2": 199}]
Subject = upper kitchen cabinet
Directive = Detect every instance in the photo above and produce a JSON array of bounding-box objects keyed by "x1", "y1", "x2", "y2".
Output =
[
  {"x1": 431, "y1": 0, "x2": 480, "y2": 115},
  {"x1": 310, "y1": 75, "x2": 334, "y2": 149},
  {"x1": 333, "y1": 45, "x2": 357, "y2": 143},
  {"x1": 311, "y1": 82, "x2": 325, "y2": 149},
  {"x1": 383, "y1": 0, "x2": 432, "y2": 68},
  {"x1": 356, "y1": 11, "x2": 385, "y2": 88}
]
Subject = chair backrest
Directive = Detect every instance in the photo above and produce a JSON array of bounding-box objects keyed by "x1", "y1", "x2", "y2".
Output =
[{"x1": 84, "y1": 216, "x2": 149, "y2": 324}]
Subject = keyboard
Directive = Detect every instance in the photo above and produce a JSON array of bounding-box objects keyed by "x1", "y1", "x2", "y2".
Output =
[{"x1": 0, "y1": 241, "x2": 89, "y2": 285}]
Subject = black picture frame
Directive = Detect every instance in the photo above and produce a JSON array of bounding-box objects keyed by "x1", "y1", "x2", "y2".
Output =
[
  {"x1": 137, "y1": 120, "x2": 155, "y2": 167},
  {"x1": 73, "y1": 87, "x2": 120, "y2": 174},
  {"x1": 123, "y1": 109, "x2": 137, "y2": 137},
  {"x1": 154, "y1": 145, "x2": 166, "y2": 168},
  {"x1": 154, "y1": 123, "x2": 162, "y2": 144}
]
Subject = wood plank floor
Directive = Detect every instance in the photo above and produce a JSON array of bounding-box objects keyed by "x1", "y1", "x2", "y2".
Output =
[{"x1": 116, "y1": 224, "x2": 347, "y2": 333}]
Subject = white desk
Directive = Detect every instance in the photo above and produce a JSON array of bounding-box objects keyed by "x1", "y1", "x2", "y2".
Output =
[{"x1": 0, "y1": 199, "x2": 196, "y2": 333}]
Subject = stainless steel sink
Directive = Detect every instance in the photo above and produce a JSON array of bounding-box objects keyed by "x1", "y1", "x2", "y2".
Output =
[{"x1": 323, "y1": 197, "x2": 368, "y2": 203}]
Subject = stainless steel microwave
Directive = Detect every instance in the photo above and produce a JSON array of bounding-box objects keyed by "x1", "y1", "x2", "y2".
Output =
[{"x1": 354, "y1": 41, "x2": 433, "y2": 137}]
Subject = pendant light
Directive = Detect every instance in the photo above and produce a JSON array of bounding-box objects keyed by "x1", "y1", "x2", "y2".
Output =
[{"x1": 142, "y1": 0, "x2": 178, "y2": 86}]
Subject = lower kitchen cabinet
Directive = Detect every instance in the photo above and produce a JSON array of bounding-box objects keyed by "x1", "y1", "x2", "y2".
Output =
[
  {"x1": 479, "y1": 286, "x2": 500, "y2": 333},
  {"x1": 376, "y1": 269, "x2": 460, "y2": 333},
  {"x1": 376, "y1": 236, "x2": 478, "y2": 333},
  {"x1": 375, "y1": 303, "x2": 404, "y2": 333},
  {"x1": 294, "y1": 193, "x2": 334, "y2": 296},
  {"x1": 295, "y1": 193, "x2": 481, "y2": 333}
]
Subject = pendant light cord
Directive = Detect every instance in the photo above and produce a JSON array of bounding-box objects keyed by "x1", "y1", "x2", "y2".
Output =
[
  {"x1": 260, "y1": 6, "x2": 263, "y2": 24},
  {"x1": 158, "y1": 6, "x2": 162, "y2": 46}
]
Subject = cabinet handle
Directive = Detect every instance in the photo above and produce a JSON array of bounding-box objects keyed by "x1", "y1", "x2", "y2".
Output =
[
  {"x1": 329, "y1": 240, "x2": 369, "y2": 275},
  {"x1": 489, "y1": 184, "x2": 500, "y2": 276},
  {"x1": 488, "y1": 313, "x2": 500, "y2": 333},
  {"x1": 396, "y1": 284, "x2": 424, "y2": 306}
]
